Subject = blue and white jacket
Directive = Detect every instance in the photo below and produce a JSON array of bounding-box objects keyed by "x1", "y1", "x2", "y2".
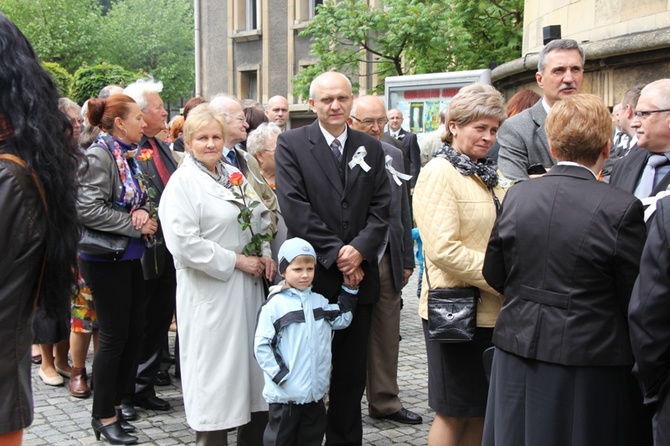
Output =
[{"x1": 253, "y1": 282, "x2": 357, "y2": 404}]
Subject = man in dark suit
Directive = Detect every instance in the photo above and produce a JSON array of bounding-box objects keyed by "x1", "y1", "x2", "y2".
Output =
[
  {"x1": 385, "y1": 109, "x2": 421, "y2": 193},
  {"x1": 122, "y1": 79, "x2": 177, "y2": 415},
  {"x1": 275, "y1": 72, "x2": 391, "y2": 445},
  {"x1": 601, "y1": 84, "x2": 644, "y2": 181},
  {"x1": 482, "y1": 94, "x2": 647, "y2": 445},
  {"x1": 497, "y1": 39, "x2": 585, "y2": 182},
  {"x1": 629, "y1": 195, "x2": 670, "y2": 444},
  {"x1": 610, "y1": 80, "x2": 670, "y2": 206},
  {"x1": 348, "y1": 96, "x2": 421, "y2": 425}
]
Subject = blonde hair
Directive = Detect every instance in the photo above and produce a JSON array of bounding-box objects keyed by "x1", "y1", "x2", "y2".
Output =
[
  {"x1": 546, "y1": 94, "x2": 611, "y2": 165},
  {"x1": 183, "y1": 104, "x2": 227, "y2": 145},
  {"x1": 444, "y1": 83, "x2": 506, "y2": 143}
]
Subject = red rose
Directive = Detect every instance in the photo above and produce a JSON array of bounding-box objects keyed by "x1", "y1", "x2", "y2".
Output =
[
  {"x1": 137, "y1": 148, "x2": 153, "y2": 161},
  {"x1": 229, "y1": 171, "x2": 244, "y2": 186}
]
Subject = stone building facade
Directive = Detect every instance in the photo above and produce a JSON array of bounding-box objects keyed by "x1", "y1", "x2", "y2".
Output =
[
  {"x1": 493, "y1": 0, "x2": 670, "y2": 105},
  {"x1": 195, "y1": 0, "x2": 670, "y2": 125}
]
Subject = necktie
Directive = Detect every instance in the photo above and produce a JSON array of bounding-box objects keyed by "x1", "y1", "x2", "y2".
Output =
[
  {"x1": 226, "y1": 150, "x2": 238, "y2": 167},
  {"x1": 331, "y1": 139, "x2": 342, "y2": 163},
  {"x1": 634, "y1": 154, "x2": 668, "y2": 198},
  {"x1": 147, "y1": 138, "x2": 171, "y2": 186}
]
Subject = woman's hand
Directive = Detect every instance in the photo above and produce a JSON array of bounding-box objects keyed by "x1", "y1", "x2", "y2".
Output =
[
  {"x1": 259, "y1": 255, "x2": 277, "y2": 282},
  {"x1": 140, "y1": 217, "x2": 158, "y2": 235},
  {"x1": 131, "y1": 209, "x2": 149, "y2": 230},
  {"x1": 235, "y1": 253, "x2": 266, "y2": 278}
]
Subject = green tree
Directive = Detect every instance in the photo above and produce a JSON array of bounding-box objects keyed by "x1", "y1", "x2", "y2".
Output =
[
  {"x1": 0, "y1": 0, "x2": 103, "y2": 73},
  {"x1": 43, "y1": 61, "x2": 74, "y2": 97},
  {"x1": 293, "y1": 0, "x2": 523, "y2": 98},
  {"x1": 100, "y1": 0, "x2": 195, "y2": 102},
  {"x1": 70, "y1": 63, "x2": 139, "y2": 105}
]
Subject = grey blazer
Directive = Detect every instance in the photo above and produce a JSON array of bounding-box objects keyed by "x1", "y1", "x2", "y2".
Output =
[{"x1": 497, "y1": 100, "x2": 554, "y2": 182}]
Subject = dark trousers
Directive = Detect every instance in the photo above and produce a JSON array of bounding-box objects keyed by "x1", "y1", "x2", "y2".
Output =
[
  {"x1": 80, "y1": 258, "x2": 146, "y2": 419},
  {"x1": 264, "y1": 400, "x2": 326, "y2": 446},
  {"x1": 325, "y1": 304, "x2": 373, "y2": 446},
  {"x1": 131, "y1": 257, "x2": 176, "y2": 399}
]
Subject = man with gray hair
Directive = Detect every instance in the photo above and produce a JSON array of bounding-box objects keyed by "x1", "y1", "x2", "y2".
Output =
[
  {"x1": 210, "y1": 94, "x2": 278, "y2": 235},
  {"x1": 611, "y1": 79, "x2": 670, "y2": 202},
  {"x1": 348, "y1": 95, "x2": 421, "y2": 426},
  {"x1": 98, "y1": 84, "x2": 123, "y2": 99},
  {"x1": 121, "y1": 77, "x2": 176, "y2": 417},
  {"x1": 497, "y1": 38, "x2": 585, "y2": 181}
]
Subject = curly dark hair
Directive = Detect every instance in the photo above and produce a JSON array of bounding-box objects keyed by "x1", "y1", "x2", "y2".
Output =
[{"x1": 0, "y1": 13, "x2": 81, "y2": 314}]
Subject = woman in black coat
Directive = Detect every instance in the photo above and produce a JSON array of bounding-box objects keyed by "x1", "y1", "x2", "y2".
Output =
[
  {"x1": 482, "y1": 94, "x2": 647, "y2": 446},
  {"x1": 0, "y1": 13, "x2": 81, "y2": 446}
]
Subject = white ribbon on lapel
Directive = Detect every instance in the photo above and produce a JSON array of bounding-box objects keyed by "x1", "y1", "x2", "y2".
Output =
[
  {"x1": 642, "y1": 190, "x2": 670, "y2": 221},
  {"x1": 384, "y1": 154, "x2": 412, "y2": 186},
  {"x1": 348, "y1": 146, "x2": 371, "y2": 172}
]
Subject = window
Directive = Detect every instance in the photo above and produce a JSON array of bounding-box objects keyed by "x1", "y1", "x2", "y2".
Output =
[
  {"x1": 296, "y1": 0, "x2": 324, "y2": 23},
  {"x1": 235, "y1": 0, "x2": 259, "y2": 32},
  {"x1": 309, "y1": 0, "x2": 323, "y2": 19},
  {"x1": 239, "y1": 69, "x2": 259, "y2": 101},
  {"x1": 246, "y1": 0, "x2": 258, "y2": 30}
]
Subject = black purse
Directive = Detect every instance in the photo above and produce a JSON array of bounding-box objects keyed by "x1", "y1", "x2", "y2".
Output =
[
  {"x1": 79, "y1": 227, "x2": 130, "y2": 261},
  {"x1": 425, "y1": 262, "x2": 479, "y2": 343}
]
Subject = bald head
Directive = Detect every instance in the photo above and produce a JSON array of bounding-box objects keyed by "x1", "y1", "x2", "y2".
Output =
[
  {"x1": 308, "y1": 72, "x2": 354, "y2": 136},
  {"x1": 349, "y1": 96, "x2": 388, "y2": 140},
  {"x1": 266, "y1": 95, "x2": 289, "y2": 130}
]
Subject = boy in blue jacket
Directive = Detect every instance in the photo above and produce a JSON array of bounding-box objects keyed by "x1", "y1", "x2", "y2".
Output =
[{"x1": 254, "y1": 237, "x2": 358, "y2": 446}]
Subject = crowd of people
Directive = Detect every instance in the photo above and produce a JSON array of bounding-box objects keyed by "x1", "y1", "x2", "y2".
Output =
[{"x1": 4, "y1": 12, "x2": 670, "y2": 445}]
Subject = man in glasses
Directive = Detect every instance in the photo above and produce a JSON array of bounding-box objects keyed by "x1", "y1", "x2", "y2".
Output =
[
  {"x1": 210, "y1": 93, "x2": 278, "y2": 235},
  {"x1": 349, "y1": 96, "x2": 422, "y2": 426},
  {"x1": 610, "y1": 80, "x2": 670, "y2": 204}
]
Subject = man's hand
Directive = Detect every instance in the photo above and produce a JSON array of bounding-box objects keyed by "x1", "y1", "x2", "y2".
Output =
[
  {"x1": 402, "y1": 268, "x2": 414, "y2": 288},
  {"x1": 336, "y1": 245, "x2": 363, "y2": 275}
]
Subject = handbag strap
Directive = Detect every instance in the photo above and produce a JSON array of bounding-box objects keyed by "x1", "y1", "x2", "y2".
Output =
[
  {"x1": 0, "y1": 153, "x2": 48, "y2": 310},
  {"x1": 423, "y1": 250, "x2": 435, "y2": 291}
]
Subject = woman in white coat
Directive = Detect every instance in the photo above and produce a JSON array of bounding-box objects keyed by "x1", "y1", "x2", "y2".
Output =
[{"x1": 159, "y1": 104, "x2": 276, "y2": 446}]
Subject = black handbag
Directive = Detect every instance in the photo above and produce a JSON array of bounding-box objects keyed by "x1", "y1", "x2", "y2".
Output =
[
  {"x1": 79, "y1": 227, "x2": 130, "y2": 261},
  {"x1": 425, "y1": 262, "x2": 479, "y2": 343}
]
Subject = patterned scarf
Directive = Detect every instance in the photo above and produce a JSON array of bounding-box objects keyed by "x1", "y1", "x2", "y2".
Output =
[
  {"x1": 434, "y1": 142, "x2": 499, "y2": 189},
  {"x1": 96, "y1": 134, "x2": 147, "y2": 211},
  {"x1": 190, "y1": 154, "x2": 233, "y2": 189}
]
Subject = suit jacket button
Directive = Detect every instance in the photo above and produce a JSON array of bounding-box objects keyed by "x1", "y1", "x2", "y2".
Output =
[
  {"x1": 343, "y1": 222, "x2": 349, "y2": 229},
  {"x1": 342, "y1": 202, "x2": 348, "y2": 208}
]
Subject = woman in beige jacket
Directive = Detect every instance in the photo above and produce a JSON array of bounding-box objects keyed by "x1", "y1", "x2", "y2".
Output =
[{"x1": 413, "y1": 83, "x2": 507, "y2": 446}]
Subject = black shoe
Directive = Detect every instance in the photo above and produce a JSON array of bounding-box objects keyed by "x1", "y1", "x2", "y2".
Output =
[
  {"x1": 153, "y1": 370, "x2": 171, "y2": 387},
  {"x1": 119, "y1": 401, "x2": 138, "y2": 421},
  {"x1": 134, "y1": 395, "x2": 171, "y2": 411},
  {"x1": 91, "y1": 417, "x2": 138, "y2": 444},
  {"x1": 116, "y1": 409, "x2": 137, "y2": 433},
  {"x1": 376, "y1": 408, "x2": 423, "y2": 425}
]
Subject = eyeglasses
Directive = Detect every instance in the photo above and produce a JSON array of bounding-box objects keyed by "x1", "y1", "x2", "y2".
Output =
[
  {"x1": 350, "y1": 116, "x2": 388, "y2": 127},
  {"x1": 223, "y1": 113, "x2": 246, "y2": 123},
  {"x1": 634, "y1": 109, "x2": 670, "y2": 119}
]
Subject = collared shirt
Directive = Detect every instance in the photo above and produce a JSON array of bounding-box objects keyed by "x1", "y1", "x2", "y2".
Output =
[
  {"x1": 556, "y1": 161, "x2": 598, "y2": 179},
  {"x1": 652, "y1": 152, "x2": 670, "y2": 190},
  {"x1": 542, "y1": 97, "x2": 552, "y2": 114},
  {"x1": 318, "y1": 123, "x2": 348, "y2": 157}
]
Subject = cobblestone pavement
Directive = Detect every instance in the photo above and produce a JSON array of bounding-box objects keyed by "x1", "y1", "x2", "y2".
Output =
[{"x1": 26, "y1": 270, "x2": 432, "y2": 445}]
